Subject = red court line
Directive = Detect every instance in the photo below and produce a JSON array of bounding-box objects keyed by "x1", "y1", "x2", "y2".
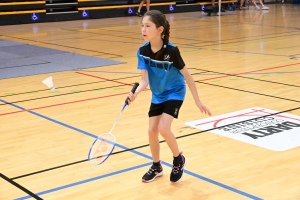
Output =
[
  {"x1": 75, "y1": 71, "x2": 150, "y2": 91},
  {"x1": 1, "y1": 62, "x2": 298, "y2": 117},
  {"x1": 75, "y1": 72, "x2": 135, "y2": 86},
  {"x1": 0, "y1": 92, "x2": 128, "y2": 117},
  {"x1": 0, "y1": 72, "x2": 148, "y2": 117},
  {"x1": 196, "y1": 62, "x2": 300, "y2": 82},
  {"x1": 75, "y1": 72, "x2": 150, "y2": 90}
]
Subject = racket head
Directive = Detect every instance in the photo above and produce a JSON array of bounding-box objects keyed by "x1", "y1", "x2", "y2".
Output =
[{"x1": 88, "y1": 133, "x2": 116, "y2": 165}]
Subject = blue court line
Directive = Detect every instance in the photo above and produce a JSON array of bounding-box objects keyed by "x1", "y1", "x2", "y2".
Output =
[
  {"x1": 0, "y1": 99, "x2": 262, "y2": 200},
  {"x1": 164, "y1": 162, "x2": 262, "y2": 200},
  {"x1": 15, "y1": 162, "x2": 153, "y2": 200},
  {"x1": 0, "y1": 99, "x2": 96, "y2": 138}
]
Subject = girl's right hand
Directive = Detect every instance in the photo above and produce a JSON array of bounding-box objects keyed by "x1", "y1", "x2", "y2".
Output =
[{"x1": 126, "y1": 92, "x2": 136, "y2": 105}]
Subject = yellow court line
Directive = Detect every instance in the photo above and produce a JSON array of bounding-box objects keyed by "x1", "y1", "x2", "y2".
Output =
[
  {"x1": 0, "y1": 1, "x2": 44, "y2": 6},
  {"x1": 198, "y1": 0, "x2": 237, "y2": 4},
  {"x1": 78, "y1": 0, "x2": 112, "y2": 1},
  {"x1": 0, "y1": 10, "x2": 46, "y2": 15},
  {"x1": 78, "y1": 2, "x2": 175, "y2": 10}
]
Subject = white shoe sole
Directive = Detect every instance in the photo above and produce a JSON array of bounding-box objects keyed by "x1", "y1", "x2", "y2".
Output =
[{"x1": 142, "y1": 171, "x2": 163, "y2": 183}]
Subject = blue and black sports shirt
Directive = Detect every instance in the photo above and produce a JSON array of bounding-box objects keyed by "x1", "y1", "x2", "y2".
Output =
[{"x1": 137, "y1": 41, "x2": 186, "y2": 104}]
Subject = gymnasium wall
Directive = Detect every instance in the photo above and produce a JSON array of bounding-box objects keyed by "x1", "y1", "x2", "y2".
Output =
[{"x1": 0, "y1": 0, "x2": 242, "y2": 26}]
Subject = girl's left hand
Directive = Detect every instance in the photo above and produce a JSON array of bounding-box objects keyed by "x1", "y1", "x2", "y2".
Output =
[{"x1": 196, "y1": 101, "x2": 212, "y2": 116}]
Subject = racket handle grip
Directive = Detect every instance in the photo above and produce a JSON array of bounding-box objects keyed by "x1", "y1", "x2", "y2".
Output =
[{"x1": 125, "y1": 82, "x2": 140, "y2": 105}]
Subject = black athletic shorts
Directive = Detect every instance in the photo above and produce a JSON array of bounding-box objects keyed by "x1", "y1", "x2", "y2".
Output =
[{"x1": 148, "y1": 100, "x2": 183, "y2": 119}]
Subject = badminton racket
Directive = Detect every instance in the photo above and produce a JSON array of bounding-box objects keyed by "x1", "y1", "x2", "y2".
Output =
[{"x1": 88, "y1": 82, "x2": 139, "y2": 165}]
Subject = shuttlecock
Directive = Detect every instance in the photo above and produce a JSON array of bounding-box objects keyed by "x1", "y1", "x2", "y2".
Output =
[{"x1": 42, "y1": 76, "x2": 55, "y2": 90}]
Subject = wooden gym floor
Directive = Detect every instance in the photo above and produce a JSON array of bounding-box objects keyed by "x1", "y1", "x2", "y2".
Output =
[{"x1": 0, "y1": 4, "x2": 299, "y2": 200}]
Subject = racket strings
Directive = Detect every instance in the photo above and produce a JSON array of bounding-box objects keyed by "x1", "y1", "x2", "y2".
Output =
[{"x1": 88, "y1": 134, "x2": 115, "y2": 165}]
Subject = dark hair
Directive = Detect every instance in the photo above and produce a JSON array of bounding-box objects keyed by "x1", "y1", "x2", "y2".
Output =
[{"x1": 143, "y1": 10, "x2": 170, "y2": 59}]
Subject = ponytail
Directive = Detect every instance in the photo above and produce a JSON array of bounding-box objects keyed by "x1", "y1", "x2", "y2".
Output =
[
  {"x1": 162, "y1": 19, "x2": 170, "y2": 48},
  {"x1": 156, "y1": 18, "x2": 170, "y2": 59}
]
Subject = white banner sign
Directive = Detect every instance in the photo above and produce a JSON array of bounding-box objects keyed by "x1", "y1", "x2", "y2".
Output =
[{"x1": 185, "y1": 107, "x2": 300, "y2": 151}]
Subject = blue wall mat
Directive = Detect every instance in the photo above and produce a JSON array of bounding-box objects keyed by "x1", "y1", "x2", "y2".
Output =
[
  {"x1": 0, "y1": 40, "x2": 23, "y2": 47},
  {"x1": 0, "y1": 51, "x2": 25, "y2": 60},
  {"x1": 1, "y1": 63, "x2": 76, "y2": 79},
  {"x1": 0, "y1": 58, "x2": 48, "y2": 69},
  {"x1": 0, "y1": 44, "x2": 67, "y2": 57},
  {"x1": 0, "y1": 39, "x2": 125, "y2": 79}
]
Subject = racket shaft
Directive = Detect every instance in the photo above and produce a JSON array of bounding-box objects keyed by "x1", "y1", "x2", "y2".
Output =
[
  {"x1": 110, "y1": 82, "x2": 139, "y2": 133},
  {"x1": 89, "y1": 83, "x2": 139, "y2": 165}
]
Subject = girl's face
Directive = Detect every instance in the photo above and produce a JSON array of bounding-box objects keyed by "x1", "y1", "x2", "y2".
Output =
[{"x1": 141, "y1": 16, "x2": 163, "y2": 42}]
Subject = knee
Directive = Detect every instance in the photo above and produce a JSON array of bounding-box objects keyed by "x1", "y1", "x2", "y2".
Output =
[
  {"x1": 148, "y1": 128, "x2": 159, "y2": 137},
  {"x1": 158, "y1": 125, "x2": 170, "y2": 138}
]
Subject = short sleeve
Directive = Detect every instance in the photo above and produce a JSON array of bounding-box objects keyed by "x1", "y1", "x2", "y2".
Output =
[
  {"x1": 172, "y1": 47, "x2": 185, "y2": 70},
  {"x1": 137, "y1": 49, "x2": 147, "y2": 70}
]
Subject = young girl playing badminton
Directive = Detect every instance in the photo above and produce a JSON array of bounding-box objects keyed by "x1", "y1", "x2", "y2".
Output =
[{"x1": 127, "y1": 10, "x2": 211, "y2": 183}]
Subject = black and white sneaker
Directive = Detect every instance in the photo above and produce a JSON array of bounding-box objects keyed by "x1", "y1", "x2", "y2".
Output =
[
  {"x1": 135, "y1": 11, "x2": 142, "y2": 17},
  {"x1": 170, "y1": 153, "x2": 186, "y2": 183},
  {"x1": 142, "y1": 164, "x2": 163, "y2": 183}
]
